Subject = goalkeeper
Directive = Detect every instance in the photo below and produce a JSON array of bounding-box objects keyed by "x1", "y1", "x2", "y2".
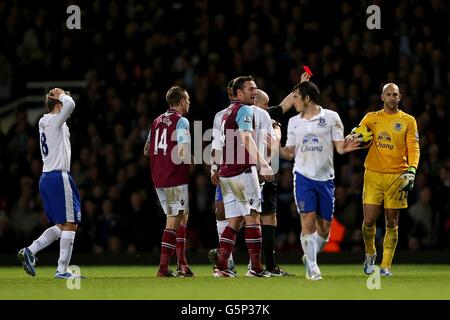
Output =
[{"x1": 350, "y1": 83, "x2": 420, "y2": 276}]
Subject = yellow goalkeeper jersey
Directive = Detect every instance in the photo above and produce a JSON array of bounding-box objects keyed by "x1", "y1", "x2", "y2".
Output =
[{"x1": 360, "y1": 109, "x2": 420, "y2": 174}]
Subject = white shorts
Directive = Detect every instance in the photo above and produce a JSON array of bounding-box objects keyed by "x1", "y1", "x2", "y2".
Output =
[
  {"x1": 156, "y1": 184, "x2": 189, "y2": 216},
  {"x1": 219, "y1": 166, "x2": 261, "y2": 218}
]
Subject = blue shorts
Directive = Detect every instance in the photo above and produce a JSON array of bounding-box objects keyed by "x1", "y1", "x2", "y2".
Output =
[
  {"x1": 215, "y1": 185, "x2": 223, "y2": 202},
  {"x1": 39, "y1": 171, "x2": 81, "y2": 224},
  {"x1": 293, "y1": 171, "x2": 335, "y2": 221}
]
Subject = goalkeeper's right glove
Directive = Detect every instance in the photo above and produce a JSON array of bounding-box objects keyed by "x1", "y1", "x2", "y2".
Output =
[{"x1": 398, "y1": 166, "x2": 416, "y2": 192}]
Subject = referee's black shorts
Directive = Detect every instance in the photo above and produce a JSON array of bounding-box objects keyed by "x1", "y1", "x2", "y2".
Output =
[{"x1": 261, "y1": 181, "x2": 277, "y2": 215}]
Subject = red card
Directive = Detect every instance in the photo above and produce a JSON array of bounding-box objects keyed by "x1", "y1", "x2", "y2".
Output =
[{"x1": 303, "y1": 65, "x2": 313, "y2": 76}]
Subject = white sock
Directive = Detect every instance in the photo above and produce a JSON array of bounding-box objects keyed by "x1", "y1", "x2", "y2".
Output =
[
  {"x1": 301, "y1": 233, "x2": 317, "y2": 268},
  {"x1": 216, "y1": 220, "x2": 228, "y2": 240},
  {"x1": 313, "y1": 231, "x2": 329, "y2": 253},
  {"x1": 57, "y1": 231, "x2": 76, "y2": 274},
  {"x1": 216, "y1": 220, "x2": 234, "y2": 264},
  {"x1": 28, "y1": 226, "x2": 62, "y2": 255}
]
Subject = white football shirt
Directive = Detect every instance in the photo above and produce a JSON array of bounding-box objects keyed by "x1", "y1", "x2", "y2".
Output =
[
  {"x1": 286, "y1": 107, "x2": 344, "y2": 181},
  {"x1": 211, "y1": 107, "x2": 228, "y2": 151},
  {"x1": 252, "y1": 106, "x2": 276, "y2": 161},
  {"x1": 38, "y1": 94, "x2": 76, "y2": 172}
]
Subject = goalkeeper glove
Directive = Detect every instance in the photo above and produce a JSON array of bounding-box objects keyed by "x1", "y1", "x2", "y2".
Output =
[{"x1": 399, "y1": 166, "x2": 416, "y2": 192}]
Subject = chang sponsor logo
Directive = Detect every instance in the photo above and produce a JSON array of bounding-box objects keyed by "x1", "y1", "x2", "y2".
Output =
[
  {"x1": 301, "y1": 134, "x2": 322, "y2": 152},
  {"x1": 376, "y1": 132, "x2": 393, "y2": 150}
]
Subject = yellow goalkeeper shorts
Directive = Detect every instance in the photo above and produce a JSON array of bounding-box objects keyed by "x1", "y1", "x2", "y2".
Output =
[{"x1": 362, "y1": 169, "x2": 408, "y2": 209}]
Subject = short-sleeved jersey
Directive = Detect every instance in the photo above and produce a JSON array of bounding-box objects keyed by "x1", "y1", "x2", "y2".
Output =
[
  {"x1": 38, "y1": 94, "x2": 76, "y2": 172},
  {"x1": 212, "y1": 100, "x2": 240, "y2": 152},
  {"x1": 148, "y1": 109, "x2": 190, "y2": 188},
  {"x1": 212, "y1": 108, "x2": 229, "y2": 152},
  {"x1": 286, "y1": 107, "x2": 344, "y2": 181},
  {"x1": 219, "y1": 103, "x2": 255, "y2": 178},
  {"x1": 252, "y1": 106, "x2": 276, "y2": 161},
  {"x1": 360, "y1": 109, "x2": 420, "y2": 173}
]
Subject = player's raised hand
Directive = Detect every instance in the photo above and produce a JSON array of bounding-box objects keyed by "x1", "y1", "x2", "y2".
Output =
[{"x1": 48, "y1": 88, "x2": 65, "y2": 100}]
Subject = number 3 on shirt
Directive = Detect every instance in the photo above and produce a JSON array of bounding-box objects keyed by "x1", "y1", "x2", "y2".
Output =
[
  {"x1": 40, "y1": 132, "x2": 49, "y2": 157},
  {"x1": 153, "y1": 128, "x2": 168, "y2": 155}
]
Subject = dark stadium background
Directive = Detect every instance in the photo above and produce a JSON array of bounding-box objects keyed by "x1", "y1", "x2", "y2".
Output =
[{"x1": 0, "y1": 0, "x2": 448, "y2": 264}]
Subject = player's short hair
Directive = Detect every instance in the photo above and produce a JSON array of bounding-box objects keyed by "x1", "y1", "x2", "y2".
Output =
[
  {"x1": 227, "y1": 78, "x2": 237, "y2": 99},
  {"x1": 227, "y1": 79, "x2": 235, "y2": 89},
  {"x1": 166, "y1": 86, "x2": 188, "y2": 107},
  {"x1": 232, "y1": 75, "x2": 254, "y2": 96},
  {"x1": 293, "y1": 81, "x2": 320, "y2": 103}
]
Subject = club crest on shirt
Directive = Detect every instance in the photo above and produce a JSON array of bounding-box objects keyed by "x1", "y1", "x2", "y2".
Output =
[
  {"x1": 393, "y1": 122, "x2": 403, "y2": 131},
  {"x1": 318, "y1": 117, "x2": 327, "y2": 127}
]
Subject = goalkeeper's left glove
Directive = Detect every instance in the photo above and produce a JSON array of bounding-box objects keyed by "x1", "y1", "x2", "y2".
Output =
[{"x1": 399, "y1": 166, "x2": 416, "y2": 192}]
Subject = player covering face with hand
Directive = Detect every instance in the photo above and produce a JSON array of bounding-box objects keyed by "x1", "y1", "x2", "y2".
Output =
[{"x1": 18, "y1": 88, "x2": 82, "y2": 279}]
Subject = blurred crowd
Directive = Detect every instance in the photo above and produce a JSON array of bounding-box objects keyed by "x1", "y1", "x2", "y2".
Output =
[{"x1": 0, "y1": 0, "x2": 449, "y2": 255}]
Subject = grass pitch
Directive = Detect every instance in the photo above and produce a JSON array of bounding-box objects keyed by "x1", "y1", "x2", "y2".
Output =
[{"x1": 1, "y1": 265, "x2": 449, "y2": 300}]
